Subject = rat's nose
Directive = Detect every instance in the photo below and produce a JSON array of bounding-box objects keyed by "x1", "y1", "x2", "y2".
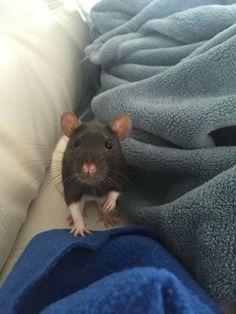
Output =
[{"x1": 82, "y1": 163, "x2": 96, "y2": 175}]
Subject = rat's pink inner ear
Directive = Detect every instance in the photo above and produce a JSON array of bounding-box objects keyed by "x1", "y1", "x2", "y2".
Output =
[
  {"x1": 110, "y1": 115, "x2": 132, "y2": 140},
  {"x1": 60, "y1": 112, "x2": 81, "y2": 137}
]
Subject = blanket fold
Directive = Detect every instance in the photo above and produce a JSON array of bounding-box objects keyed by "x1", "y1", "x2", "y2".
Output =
[
  {"x1": 0, "y1": 227, "x2": 221, "y2": 314},
  {"x1": 86, "y1": 0, "x2": 236, "y2": 303},
  {"x1": 42, "y1": 268, "x2": 216, "y2": 314}
]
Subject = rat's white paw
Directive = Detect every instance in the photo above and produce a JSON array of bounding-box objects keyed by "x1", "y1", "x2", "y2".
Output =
[
  {"x1": 70, "y1": 222, "x2": 91, "y2": 237},
  {"x1": 67, "y1": 211, "x2": 87, "y2": 228},
  {"x1": 102, "y1": 199, "x2": 116, "y2": 214}
]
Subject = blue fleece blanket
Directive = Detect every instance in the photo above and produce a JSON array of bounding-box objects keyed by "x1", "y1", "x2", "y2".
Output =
[
  {"x1": 85, "y1": 0, "x2": 236, "y2": 304},
  {"x1": 0, "y1": 227, "x2": 221, "y2": 314}
]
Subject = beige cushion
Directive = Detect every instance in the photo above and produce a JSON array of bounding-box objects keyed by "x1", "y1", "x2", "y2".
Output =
[
  {"x1": 0, "y1": 171, "x2": 106, "y2": 285},
  {"x1": 0, "y1": 0, "x2": 90, "y2": 271}
]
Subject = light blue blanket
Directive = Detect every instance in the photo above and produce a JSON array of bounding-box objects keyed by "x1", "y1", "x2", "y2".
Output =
[{"x1": 86, "y1": 0, "x2": 236, "y2": 303}]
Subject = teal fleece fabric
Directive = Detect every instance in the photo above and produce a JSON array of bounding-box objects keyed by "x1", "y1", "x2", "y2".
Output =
[{"x1": 86, "y1": 0, "x2": 236, "y2": 303}]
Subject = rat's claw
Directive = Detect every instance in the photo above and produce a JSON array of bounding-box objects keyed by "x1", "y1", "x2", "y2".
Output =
[
  {"x1": 70, "y1": 226, "x2": 75, "y2": 234},
  {"x1": 69, "y1": 223, "x2": 91, "y2": 237},
  {"x1": 84, "y1": 228, "x2": 91, "y2": 235}
]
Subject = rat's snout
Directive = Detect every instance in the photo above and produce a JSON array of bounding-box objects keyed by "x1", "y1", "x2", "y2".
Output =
[{"x1": 82, "y1": 163, "x2": 96, "y2": 175}]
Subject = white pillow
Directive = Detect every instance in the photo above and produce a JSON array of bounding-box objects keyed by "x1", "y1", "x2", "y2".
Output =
[
  {"x1": 0, "y1": 0, "x2": 90, "y2": 270},
  {"x1": 76, "y1": 0, "x2": 101, "y2": 23}
]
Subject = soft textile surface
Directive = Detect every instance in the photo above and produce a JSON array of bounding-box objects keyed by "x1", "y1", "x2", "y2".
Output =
[
  {"x1": 42, "y1": 268, "x2": 215, "y2": 314},
  {"x1": 85, "y1": 0, "x2": 236, "y2": 303},
  {"x1": 0, "y1": 1, "x2": 89, "y2": 272},
  {"x1": 0, "y1": 227, "x2": 221, "y2": 314}
]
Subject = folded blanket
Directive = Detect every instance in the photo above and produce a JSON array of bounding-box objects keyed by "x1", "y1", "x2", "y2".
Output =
[
  {"x1": 0, "y1": 227, "x2": 221, "y2": 313},
  {"x1": 42, "y1": 268, "x2": 216, "y2": 314},
  {"x1": 85, "y1": 0, "x2": 236, "y2": 303}
]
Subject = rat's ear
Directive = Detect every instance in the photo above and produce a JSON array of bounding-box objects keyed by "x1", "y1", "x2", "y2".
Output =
[
  {"x1": 110, "y1": 115, "x2": 132, "y2": 140},
  {"x1": 60, "y1": 112, "x2": 81, "y2": 137}
]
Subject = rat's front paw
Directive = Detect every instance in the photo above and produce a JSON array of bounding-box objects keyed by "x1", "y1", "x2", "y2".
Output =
[
  {"x1": 70, "y1": 222, "x2": 91, "y2": 237},
  {"x1": 102, "y1": 199, "x2": 116, "y2": 214}
]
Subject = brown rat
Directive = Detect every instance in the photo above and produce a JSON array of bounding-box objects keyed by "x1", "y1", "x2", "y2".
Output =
[{"x1": 60, "y1": 112, "x2": 132, "y2": 236}]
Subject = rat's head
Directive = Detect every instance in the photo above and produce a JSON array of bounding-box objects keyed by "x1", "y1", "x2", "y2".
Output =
[{"x1": 61, "y1": 112, "x2": 132, "y2": 185}]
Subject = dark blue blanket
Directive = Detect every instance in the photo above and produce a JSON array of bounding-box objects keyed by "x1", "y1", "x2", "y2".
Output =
[{"x1": 0, "y1": 227, "x2": 221, "y2": 313}]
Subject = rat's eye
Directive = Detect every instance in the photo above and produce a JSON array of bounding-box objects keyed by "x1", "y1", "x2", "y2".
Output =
[
  {"x1": 73, "y1": 139, "x2": 80, "y2": 148},
  {"x1": 105, "y1": 139, "x2": 112, "y2": 149}
]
